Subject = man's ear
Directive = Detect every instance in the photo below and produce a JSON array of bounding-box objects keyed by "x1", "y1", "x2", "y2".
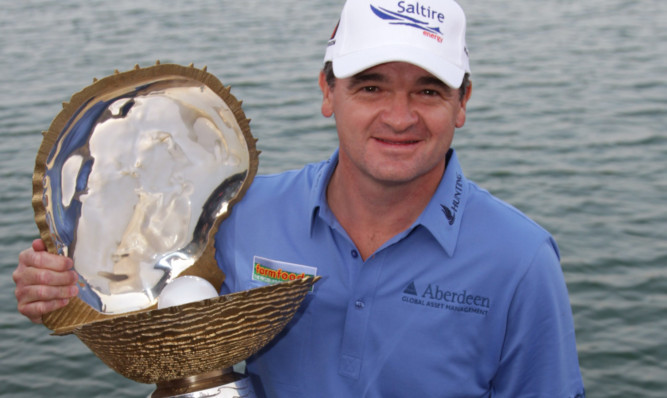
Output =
[
  {"x1": 319, "y1": 70, "x2": 334, "y2": 118},
  {"x1": 455, "y1": 81, "x2": 472, "y2": 128}
]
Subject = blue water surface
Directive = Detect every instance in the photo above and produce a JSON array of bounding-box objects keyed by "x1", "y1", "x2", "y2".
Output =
[{"x1": 1, "y1": 1, "x2": 665, "y2": 396}]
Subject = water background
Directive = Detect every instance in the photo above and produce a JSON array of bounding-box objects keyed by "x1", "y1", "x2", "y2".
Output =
[{"x1": 1, "y1": 0, "x2": 665, "y2": 396}]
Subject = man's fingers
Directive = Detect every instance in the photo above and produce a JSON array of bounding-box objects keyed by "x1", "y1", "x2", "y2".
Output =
[
  {"x1": 16, "y1": 279, "x2": 79, "y2": 301},
  {"x1": 18, "y1": 297, "x2": 73, "y2": 324},
  {"x1": 14, "y1": 239, "x2": 78, "y2": 324},
  {"x1": 13, "y1": 262, "x2": 78, "y2": 288},
  {"x1": 31, "y1": 238, "x2": 47, "y2": 252},
  {"x1": 13, "y1": 266, "x2": 79, "y2": 324},
  {"x1": 15, "y1": 284, "x2": 78, "y2": 321},
  {"x1": 34, "y1": 267, "x2": 79, "y2": 288},
  {"x1": 18, "y1": 247, "x2": 73, "y2": 272}
]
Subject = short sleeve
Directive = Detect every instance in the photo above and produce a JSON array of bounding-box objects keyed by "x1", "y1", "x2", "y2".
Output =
[{"x1": 492, "y1": 239, "x2": 585, "y2": 397}]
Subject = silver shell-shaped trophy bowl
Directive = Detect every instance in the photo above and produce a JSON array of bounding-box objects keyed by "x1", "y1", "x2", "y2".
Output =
[{"x1": 32, "y1": 63, "x2": 319, "y2": 397}]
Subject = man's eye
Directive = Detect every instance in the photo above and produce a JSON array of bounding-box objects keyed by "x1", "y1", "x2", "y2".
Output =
[
  {"x1": 422, "y1": 89, "x2": 439, "y2": 96},
  {"x1": 362, "y1": 86, "x2": 379, "y2": 93}
]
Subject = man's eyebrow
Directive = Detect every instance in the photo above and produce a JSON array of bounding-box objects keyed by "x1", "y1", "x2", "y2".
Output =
[
  {"x1": 347, "y1": 72, "x2": 387, "y2": 89},
  {"x1": 417, "y1": 76, "x2": 453, "y2": 92}
]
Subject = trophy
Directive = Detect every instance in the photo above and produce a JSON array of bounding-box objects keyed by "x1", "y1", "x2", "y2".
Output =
[{"x1": 31, "y1": 62, "x2": 319, "y2": 397}]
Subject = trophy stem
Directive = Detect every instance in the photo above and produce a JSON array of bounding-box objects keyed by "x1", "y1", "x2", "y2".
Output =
[{"x1": 151, "y1": 367, "x2": 256, "y2": 398}]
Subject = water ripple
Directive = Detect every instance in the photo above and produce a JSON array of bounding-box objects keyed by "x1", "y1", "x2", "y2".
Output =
[{"x1": 1, "y1": 0, "x2": 666, "y2": 397}]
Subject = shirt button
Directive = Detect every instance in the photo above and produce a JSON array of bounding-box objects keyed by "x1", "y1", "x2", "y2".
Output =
[
  {"x1": 355, "y1": 300, "x2": 365, "y2": 309},
  {"x1": 351, "y1": 249, "x2": 359, "y2": 258}
]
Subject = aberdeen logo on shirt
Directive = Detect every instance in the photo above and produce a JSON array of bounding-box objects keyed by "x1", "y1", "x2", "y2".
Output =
[{"x1": 402, "y1": 280, "x2": 490, "y2": 316}]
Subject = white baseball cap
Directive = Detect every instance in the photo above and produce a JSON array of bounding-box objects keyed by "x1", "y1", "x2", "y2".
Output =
[{"x1": 324, "y1": 0, "x2": 470, "y2": 88}]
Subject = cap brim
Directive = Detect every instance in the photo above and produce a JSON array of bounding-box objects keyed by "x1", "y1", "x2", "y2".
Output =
[{"x1": 331, "y1": 45, "x2": 466, "y2": 89}]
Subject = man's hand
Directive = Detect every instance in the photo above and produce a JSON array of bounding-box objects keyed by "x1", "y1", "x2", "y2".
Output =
[{"x1": 13, "y1": 239, "x2": 79, "y2": 323}]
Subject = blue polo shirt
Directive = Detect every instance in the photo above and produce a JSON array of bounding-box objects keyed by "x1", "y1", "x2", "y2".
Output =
[{"x1": 215, "y1": 149, "x2": 585, "y2": 397}]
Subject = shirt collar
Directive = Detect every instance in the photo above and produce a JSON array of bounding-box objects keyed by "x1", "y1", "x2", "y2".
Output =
[
  {"x1": 415, "y1": 149, "x2": 467, "y2": 257},
  {"x1": 308, "y1": 149, "x2": 339, "y2": 234},
  {"x1": 309, "y1": 148, "x2": 467, "y2": 257}
]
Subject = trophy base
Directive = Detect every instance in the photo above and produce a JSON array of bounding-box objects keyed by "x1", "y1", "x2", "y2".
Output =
[{"x1": 151, "y1": 368, "x2": 256, "y2": 398}]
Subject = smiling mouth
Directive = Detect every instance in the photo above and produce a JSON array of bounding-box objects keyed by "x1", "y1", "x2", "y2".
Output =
[{"x1": 375, "y1": 138, "x2": 420, "y2": 145}]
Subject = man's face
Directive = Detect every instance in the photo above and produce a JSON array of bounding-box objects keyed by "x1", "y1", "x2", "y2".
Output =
[{"x1": 319, "y1": 62, "x2": 471, "y2": 187}]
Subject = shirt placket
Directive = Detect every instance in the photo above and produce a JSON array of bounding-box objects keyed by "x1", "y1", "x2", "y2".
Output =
[{"x1": 338, "y1": 249, "x2": 382, "y2": 380}]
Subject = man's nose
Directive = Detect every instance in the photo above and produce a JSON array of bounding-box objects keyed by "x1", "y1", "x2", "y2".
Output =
[{"x1": 381, "y1": 93, "x2": 418, "y2": 132}]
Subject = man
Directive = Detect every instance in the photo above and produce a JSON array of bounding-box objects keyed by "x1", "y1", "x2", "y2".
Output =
[{"x1": 14, "y1": 0, "x2": 585, "y2": 396}]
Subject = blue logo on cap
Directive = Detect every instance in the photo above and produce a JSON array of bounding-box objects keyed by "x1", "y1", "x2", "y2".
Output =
[{"x1": 370, "y1": 3, "x2": 443, "y2": 35}]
